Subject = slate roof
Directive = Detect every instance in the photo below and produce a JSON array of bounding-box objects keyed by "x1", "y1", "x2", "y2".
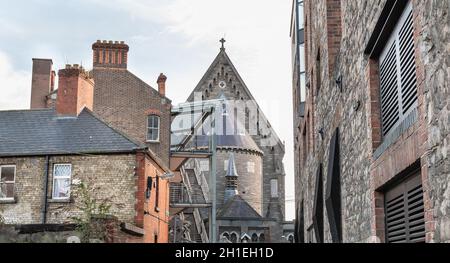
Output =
[
  {"x1": 0, "y1": 108, "x2": 143, "y2": 157},
  {"x1": 189, "y1": 99, "x2": 263, "y2": 154},
  {"x1": 217, "y1": 195, "x2": 262, "y2": 219}
]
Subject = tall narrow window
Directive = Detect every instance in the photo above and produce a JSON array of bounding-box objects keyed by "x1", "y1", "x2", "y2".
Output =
[
  {"x1": 52, "y1": 164, "x2": 72, "y2": 199},
  {"x1": 0, "y1": 165, "x2": 15, "y2": 200},
  {"x1": 270, "y1": 179, "x2": 278, "y2": 198},
  {"x1": 147, "y1": 115, "x2": 160, "y2": 142},
  {"x1": 379, "y1": 2, "x2": 417, "y2": 137}
]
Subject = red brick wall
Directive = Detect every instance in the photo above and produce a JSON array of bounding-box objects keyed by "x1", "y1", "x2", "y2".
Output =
[
  {"x1": 56, "y1": 66, "x2": 94, "y2": 116},
  {"x1": 92, "y1": 68, "x2": 172, "y2": 165},
  {"x1": 369, "y1": 1, "x2": 431, "y2": 243},
  {"x1": 326, "y1": 0, "x2": 342, "y2": 76},
  {"x1": 30, "y1": 59, "x2": 53, "y2": 109},
  {"x1": 136, "y1": 152, "x2": 169, "y2": 243}
]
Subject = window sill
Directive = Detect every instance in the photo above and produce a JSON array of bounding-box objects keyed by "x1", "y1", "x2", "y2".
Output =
[
  {"x1": 146, "y1": 140, "x2": 160, "y2": 144},
  {"x1": 48, "y1": 198, "x2": 72, "y2": 204},
  {"x1": 0, "y1": 199, "x2": 16, "y2": 204}
]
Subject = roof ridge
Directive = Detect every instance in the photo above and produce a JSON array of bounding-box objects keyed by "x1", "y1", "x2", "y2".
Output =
[
  {"x1": 0, "y1": 108, "x2": 53, "y2": 113},
  {"x1": 186, "y1": 49, "x2": 285, "y2": 150}
]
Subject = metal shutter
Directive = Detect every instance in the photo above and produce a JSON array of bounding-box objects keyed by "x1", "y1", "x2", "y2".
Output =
[
  {"x1": 325, "y1": 128, "x2": 342, "y2": 243},
  {"x1": 385, "y1": 169, "x2": 425, "y2": 243},
  {"x1": 379, "y1": 2, "x2": 417, "y2": 137}
]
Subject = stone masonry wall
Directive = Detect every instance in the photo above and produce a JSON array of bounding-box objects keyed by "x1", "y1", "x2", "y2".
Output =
[
  {"x1": 215, "y1": 150, "x2": 263, "y2": 215},
  {"x1": 0, "y1": 154, "x2": 136, "y2": 225},
  {"x1": 298, "y1": 0, "x2": 449, "y2": 243}
]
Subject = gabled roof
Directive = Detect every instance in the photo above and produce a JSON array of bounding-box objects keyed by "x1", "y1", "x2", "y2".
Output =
[
  {"x1": 0, "y1": 108, "x2": 144, "y2": 157},
  {"x1": 186, "y1": 48, "x2": 285, "y2": 151},
  {"x1": 217, "y1": 195, "x2": 262, "y2": 219},
  {"x1": 187, "y1": 96, "x2": 263, "y2": 155}
]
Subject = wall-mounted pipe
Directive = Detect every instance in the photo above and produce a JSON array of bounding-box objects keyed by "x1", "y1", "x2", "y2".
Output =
[{"x1": 41, "y1": 155, "x2": 50, "y2": 224}]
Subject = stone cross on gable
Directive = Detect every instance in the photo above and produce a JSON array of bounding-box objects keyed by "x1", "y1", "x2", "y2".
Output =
[{"x1": 220, "y1": 38, "x2": 226, "y2": 50}]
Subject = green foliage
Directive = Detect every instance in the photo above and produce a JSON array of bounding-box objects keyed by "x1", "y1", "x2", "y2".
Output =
[{"x1": 71, "y1": 181, "x2": 111, "y2": 243}]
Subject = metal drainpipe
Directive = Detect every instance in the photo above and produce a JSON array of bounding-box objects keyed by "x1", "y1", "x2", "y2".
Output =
[
  {"x1": 41, "y1": 155, "x2": 50, "y2": 224},
  {"x1": 209, "y1": 106, "x2": 217, "y2": 243}
]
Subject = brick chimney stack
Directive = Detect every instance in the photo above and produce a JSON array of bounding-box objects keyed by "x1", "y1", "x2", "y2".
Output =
[
  {"x1": 30, "y1": 58, "x2": 53, "y2": 109},
  {"x1": 50, "y1": 70, "x2": 56, "y2": 92},
  {"x1": 157, "y1": 73, "x2": 167, "y2": 97},
  {"x1": 92, "y1": 40, "x2": 129, "y2": 69},
  {"x1": 56, "y1": 64, "x2": 94, "y2": 116}
]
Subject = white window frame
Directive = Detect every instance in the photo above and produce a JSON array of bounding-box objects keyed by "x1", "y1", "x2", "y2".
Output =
[
  {"x1": 0, "y1": 165, "x2": 16, "y2": 200},
  {"x1": 146, "y1": 115, "x2": 160, "y2": 143},
  {"x1": 379, "y1": 1, "x2": 417, "y2": 137},
  {"x1": 52, "y1": 164, "x2": 72, "y2": 200}
]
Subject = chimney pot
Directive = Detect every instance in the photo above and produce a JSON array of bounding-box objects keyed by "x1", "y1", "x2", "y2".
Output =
[
  {"x1": 157, "y1": 73, "x2": 167, "y2": 97},
  {"x1": 92, "y1": 40, "x2": 129, "y2": 69}
]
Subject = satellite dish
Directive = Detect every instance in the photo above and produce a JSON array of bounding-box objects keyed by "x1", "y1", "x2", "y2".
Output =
[{"x1": 67, "y1": 236, "x2": 81, "y2": 243}]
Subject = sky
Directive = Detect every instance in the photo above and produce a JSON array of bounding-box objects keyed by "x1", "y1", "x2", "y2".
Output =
[{"x1": 0, "y1": 0, "x2": 296, "y2": 220}]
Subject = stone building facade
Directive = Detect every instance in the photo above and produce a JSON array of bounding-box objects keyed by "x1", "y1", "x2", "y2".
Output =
[
  {"x1": 292, "y1": 0, "x2": 449, "y2": 243},
  {"x1": 170, "y1": 42, "x2": 286, "y2": 242}
]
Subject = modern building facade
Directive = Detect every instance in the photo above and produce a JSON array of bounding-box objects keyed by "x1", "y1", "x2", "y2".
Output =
[{"x1": 292, "y1": 0, "x2": 449, "y2": 243}]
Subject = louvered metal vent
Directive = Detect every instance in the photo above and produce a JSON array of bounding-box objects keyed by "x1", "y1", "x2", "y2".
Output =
[
  {"x1": 379, "y1": 2, "x2": 417, "y2": 137},
  {"x1": 385, "y1": 169, "x2": 425, "y2": 243}
]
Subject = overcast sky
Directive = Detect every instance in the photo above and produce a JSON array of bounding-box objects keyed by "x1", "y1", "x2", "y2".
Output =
[{"x1": 0, "y1": 0, "x2": 295, "y2": 220}]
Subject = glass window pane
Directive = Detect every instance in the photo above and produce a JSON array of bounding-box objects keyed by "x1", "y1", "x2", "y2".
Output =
[
  {"x1": 298, "y1": 1, "x2": 304, "y2": 29},
  {"x1": 1, "y1": 182, "x2": 14, "y2": 198},
  {"x1": 53, "y1": 178, "x2": 71, "y2": 198},
  {"x1": 1, "y1": 166, "x2": 15, "y2": 182},
  {"x1": 300, "y1": 73, "x2": 306, "y2": 102},
  {"x1": 54, "y1": 165, "x2": 71, "y2": 177},
  {"x1": 6, "y1": 183, "x2": 14, "y2": 198},
  {"x1": 299, "y1": 44, "x2": 305, "y2": 72}
]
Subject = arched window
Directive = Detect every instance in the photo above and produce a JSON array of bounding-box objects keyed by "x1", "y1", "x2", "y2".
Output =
[
  {"x1": 230, "y1": 232, "x2": 238, "y2": 243},
  {"x1": 147, "y1": 115, "x2": 160, "y2": 142},
  {"x1": 258, "y1": 233, "x2": 265, "y2": 243},
  {"x1": 288, "y1": 234, "x2": 294, "y2": 243},
  {"x1": 221, "y1": 232, "x2": 230, "y2": 241},
  {"x1": 251, "y1": 233, "x2": 258, "y2": 243}
]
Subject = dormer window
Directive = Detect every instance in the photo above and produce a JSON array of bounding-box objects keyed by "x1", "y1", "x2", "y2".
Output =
[{"x1": 147, "y1": 115, "x2": 160, "y2": 142}]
